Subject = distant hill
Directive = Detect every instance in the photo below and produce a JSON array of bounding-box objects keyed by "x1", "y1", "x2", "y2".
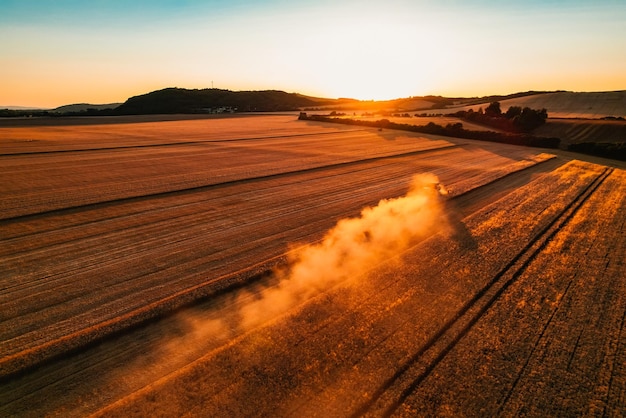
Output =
[
  {"x1": 114, "y1": 88, "x2": 331, "y2": 114},
  {"x1": 301, "y1": 91, "x2": 550, "y2": 112},
  {"x1": 4, "y1": 89, "x2": 626, "y2": 119},
  {"x1": 492, "y1": 91, "x2": 626, "y2": 119},
  {"x1": 52, "y1": 103, "x2": 122, "y2": 113},
  {"x1": 0, "y1": 105, "x2": 49, "y2": 110},
  {"x1": 305, "y1": 96, "x2": 439, "y2": 112},
  {"x1": 435, "y1": 91, "x2": 626, "y2": 119}
]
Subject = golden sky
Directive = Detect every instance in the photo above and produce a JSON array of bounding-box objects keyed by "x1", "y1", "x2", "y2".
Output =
[{"x1": 2, "y1": 0, "x2": 625, "y2": 108}]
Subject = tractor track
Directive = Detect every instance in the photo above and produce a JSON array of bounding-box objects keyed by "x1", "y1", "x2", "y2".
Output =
[
  {"x1": 0, "y1": 143, "x2": 460, "y2": 223},
  {"x1": 353, "y1": 167, "x2": 613, "y2": 417},
  {"x1": 0, "y1": 129, "x2": 367, "y2": 157}
]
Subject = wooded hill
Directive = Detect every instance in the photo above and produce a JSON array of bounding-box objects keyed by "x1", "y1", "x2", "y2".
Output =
[{"x1": 114, "y1": 88, "x2": 329, "y2": 114}]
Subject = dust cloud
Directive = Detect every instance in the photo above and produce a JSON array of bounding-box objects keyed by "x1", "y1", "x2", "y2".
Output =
[
  {"x1": 172, "y1": 174, "x2": 451, "y2": 340},
  {"x1": 238, "y1": 173, "x2": 449, "y2": 330},
  {"x1": 111, "y1": 173, "x2": 452, "y2": 406},
  {"x1": 157, "y1": 173, "x2": 451, "y2": 371}
]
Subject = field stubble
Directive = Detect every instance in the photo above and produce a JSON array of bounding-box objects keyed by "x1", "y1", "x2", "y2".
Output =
[
  {"x1": 92, "y1": 160, "x2": 624, "y2": 417},
  {"x1": 0, "y1": 117, "x2": 550, "y2": 375},
  {"x1": 0, "y1": 115, "x2": 624, "y2": 416}
]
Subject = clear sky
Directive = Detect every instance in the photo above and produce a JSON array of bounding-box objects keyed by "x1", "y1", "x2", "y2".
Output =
[{"x1": 1, "y1": 0, "x2": 625, "y2": 107}]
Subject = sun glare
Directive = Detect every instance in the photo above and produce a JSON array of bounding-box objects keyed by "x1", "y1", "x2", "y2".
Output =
[{"x1": 291, "y1": 15, "x2": 439, "y2": 101}]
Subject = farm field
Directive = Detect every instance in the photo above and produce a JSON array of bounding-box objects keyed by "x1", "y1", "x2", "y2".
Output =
[
  {"x1": 535, "y1": 117, "x2": 626, "y2": 147},
  {"x1": 1, "y1": 115, "x2": 624, "y2": 416},
  {"x1": 437, "y1": 91, "x2": 626, "y2": 119}
]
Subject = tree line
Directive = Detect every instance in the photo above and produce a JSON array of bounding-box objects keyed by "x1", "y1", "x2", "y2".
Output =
[
  {"x1": 451, "y1": 101, "x2": 548, "y2": 133},
  {"x1": 298, "y1": 113, "x2": 560, "y2": 149}
]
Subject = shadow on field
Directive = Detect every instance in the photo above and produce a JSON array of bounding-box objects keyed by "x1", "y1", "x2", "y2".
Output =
[{"x1": 443, "y1": 199, "x2": 478, "y2": 250}]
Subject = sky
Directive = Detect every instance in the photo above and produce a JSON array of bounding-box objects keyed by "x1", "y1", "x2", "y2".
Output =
[{"x1": 1, "y1": 0, "x2": 626, "y2": 108}]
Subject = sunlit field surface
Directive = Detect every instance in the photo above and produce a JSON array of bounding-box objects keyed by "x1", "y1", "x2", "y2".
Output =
[
  {"x1": 1, "y1": 115, "x2": 624, "y2": 416},
  {"x1": 435, "y1": 91, "x2": 626, "y2": 119}
]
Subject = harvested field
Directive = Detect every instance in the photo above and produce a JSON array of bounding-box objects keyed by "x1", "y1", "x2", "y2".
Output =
[
  {"x1": 437, "y1": 91, "x2": 626, "y2": 119},
  {"x1": 494, "y1": 91, "x2": 626, "y2": 119},
  {"x1": 0, "y1": 115, "x2": 624, "y2": 416},
  {"x1": 535, "y1": 117, "x2": 626, "y2": 147}
]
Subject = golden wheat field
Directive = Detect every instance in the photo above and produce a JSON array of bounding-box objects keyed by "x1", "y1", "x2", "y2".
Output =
[{"x1": 1, "y1": 114, "x2": 624, "y2": 416}]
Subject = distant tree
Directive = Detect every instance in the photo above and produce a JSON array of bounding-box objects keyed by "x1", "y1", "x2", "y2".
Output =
[
  {"x1": 485, "y1": 101, "x2": 502, "y2": 117},
  {"x1": 439, "y1": 101, "x2": 547, "y2": 133},
  {"x1": 446, "y1": 122, "x2": 463, "y2": 131},
  {"x1": 515, "y1": 107, "x2": 548, "y2": 132},
  {"x1": 505, "y1": 106, "x2": 522, "y2": 119}
]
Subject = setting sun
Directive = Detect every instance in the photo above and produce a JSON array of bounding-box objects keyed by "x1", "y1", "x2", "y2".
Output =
[{"x1": 1, "y1": 1, "x2": 625, "y2": 107}]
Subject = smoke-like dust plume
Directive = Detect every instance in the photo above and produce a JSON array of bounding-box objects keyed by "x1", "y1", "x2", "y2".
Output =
[
  {"x1": 119, "y1": 173, "x2": 451, "y2": 395},
  {"x1": 238, "y1": 173, "x2": 449, "y2": 330}
]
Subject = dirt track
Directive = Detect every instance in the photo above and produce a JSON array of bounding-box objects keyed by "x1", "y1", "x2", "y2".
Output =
[{"x1": 0, "y1": 115, "x2": 624, "y2": 416}]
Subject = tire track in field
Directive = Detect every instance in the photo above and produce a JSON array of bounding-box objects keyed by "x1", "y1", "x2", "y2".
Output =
[
  {"x1": 492, "y1": 166, "x2": 616, "y2": 414},
  {"x1": 0, "y1": 143, "x2": 461, "y2": 222},
  {"x1": 0, "y1": 129, "x2": 367, "y2": 156},
  {"x1": 354, "y1": 166, "x2": 613, "y2": 417},
  {"x1": 495, "y1": 278, "x2": 576, "y2": 413}
]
